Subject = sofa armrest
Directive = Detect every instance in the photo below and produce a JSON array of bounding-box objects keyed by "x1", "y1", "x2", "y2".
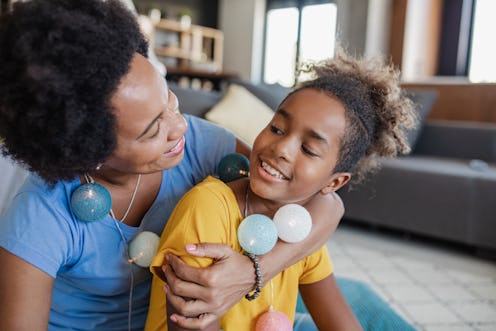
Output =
[{"x1": 413, "y1": 120, "x2": 496, "y2": 163}]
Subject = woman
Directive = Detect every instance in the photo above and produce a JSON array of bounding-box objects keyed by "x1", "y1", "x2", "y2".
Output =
[{"x1": 0, "y1": 1, "x2": 342, "y2": 330}]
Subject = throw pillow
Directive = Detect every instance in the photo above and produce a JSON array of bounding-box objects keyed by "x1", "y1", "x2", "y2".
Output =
[
  {"x1": 403, "y1": 89, "x2": 438, "y2": 152},
  {"x1": 205, "y1": 84, "x2": 275, "y2": 146}
]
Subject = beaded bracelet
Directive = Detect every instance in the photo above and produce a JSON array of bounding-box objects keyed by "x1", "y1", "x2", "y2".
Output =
[{"x1": 244, "y1": 252, "x2": 262, "y2": 301}]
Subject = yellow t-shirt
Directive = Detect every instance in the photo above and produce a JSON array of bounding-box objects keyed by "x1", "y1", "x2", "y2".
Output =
[{"x1": 145, "y1": 176, "x2": 333, "y2": 331}]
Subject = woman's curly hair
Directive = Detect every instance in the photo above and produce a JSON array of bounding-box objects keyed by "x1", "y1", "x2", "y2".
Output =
[
  {"x1": 293, "y1": 49, "x2": 417, "y2": 184},
  {"x1": 0, "y1": 0, "x2": 148, "y2": 184}
]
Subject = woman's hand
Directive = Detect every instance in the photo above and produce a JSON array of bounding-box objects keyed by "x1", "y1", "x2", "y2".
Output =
[{"x1": 163, "y1": 243, "x2": 255, "y2": 329}]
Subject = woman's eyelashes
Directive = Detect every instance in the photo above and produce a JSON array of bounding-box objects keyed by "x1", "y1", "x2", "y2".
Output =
[{"x1": 148, "y1": 121, "x2": 161, "y2": 139}]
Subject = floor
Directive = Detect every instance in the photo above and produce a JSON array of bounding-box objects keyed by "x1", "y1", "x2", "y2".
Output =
[{"x1": 327, "y1": 221, "x2": 496, "y2": 331}]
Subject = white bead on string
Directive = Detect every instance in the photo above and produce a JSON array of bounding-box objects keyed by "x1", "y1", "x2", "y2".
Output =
[
  {"x1": 128, "y1": 231, "x2": 160, "y2": 267},
  {"x1": 273, "y1": 204, "x2": 312, "y2": 243}
]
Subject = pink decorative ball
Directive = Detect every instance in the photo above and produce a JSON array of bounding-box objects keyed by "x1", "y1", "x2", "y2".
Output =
[{"x1": 255, "y1": 310, "x2": 292, "y2": 331}]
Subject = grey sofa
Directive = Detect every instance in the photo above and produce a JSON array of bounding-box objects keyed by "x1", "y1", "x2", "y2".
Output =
[
  {"x1": 338, "y1": 120, "x2": 496, "y2": 252},
  {"x1": 170, "y1": 79, "x2": 496, "y2": 254}
]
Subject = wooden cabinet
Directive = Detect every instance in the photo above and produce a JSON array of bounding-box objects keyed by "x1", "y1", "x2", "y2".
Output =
[{"x1": 154, "y1": 19, "x2": 223, "y2": 72}]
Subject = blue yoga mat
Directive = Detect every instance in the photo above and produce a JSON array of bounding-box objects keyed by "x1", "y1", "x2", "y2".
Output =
[{"x1": 295, "y1": 277, "x2": 416, "y2": 331}]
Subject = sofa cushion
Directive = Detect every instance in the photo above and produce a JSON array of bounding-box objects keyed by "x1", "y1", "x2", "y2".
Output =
[
  {"x1": 414, "y1": 120, "x2": 496, "y2": 162},
  {"x1": 205, "y1": 84, "x2": 275, "y2": 146},
  {"x1": 169, "y1": 82, "x2": 224, "y2": 118},
  {"x1": 227, "y1": 78, "x2": 291, "y2": 110},
  {"x1": 403, "y1": 89, "x2": 438, "y2": 152}
]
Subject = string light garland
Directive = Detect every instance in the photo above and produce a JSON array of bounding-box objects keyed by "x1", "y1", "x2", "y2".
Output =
[{"x1": 69, "y1": 172, "x2": 160, "y2": 331}]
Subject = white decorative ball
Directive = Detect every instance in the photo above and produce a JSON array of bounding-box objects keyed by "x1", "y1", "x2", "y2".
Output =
[
  {"x1": 128, "y1": 231, "x2": 160, "y2": 267},
  {"x1": 273, "y1": 204, "x2": 312, "y2": 243}
]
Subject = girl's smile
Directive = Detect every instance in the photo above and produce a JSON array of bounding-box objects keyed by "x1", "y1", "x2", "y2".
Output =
[
  {"x1": 257, "y1": 159, "x2": 289, "y2": 182},
  {"x1": 249, "y1": 88, "x2": 349, "y2": 205}
]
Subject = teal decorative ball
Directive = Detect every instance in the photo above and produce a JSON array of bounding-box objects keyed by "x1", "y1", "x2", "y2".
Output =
[
  {"x1": 71, "y1": 183, "x2": 112, "y2": 221},
  {"x1": 238, "y1": 214, "x2": 278, "y2": 255},
  {"x1": 218, "y1": 153, "x2": 250, "y2": 182}
]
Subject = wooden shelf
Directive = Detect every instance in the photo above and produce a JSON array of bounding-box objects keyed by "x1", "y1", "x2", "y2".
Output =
[
  {"x1": 155, "y1": 46, "x2": 191, "y2": 60},
  {"x1": 166, "y1": 67, "x2": 239, "y2": 92},
  {"x1": 154, "y1": 18, "x2": 223, "y2": 72}
]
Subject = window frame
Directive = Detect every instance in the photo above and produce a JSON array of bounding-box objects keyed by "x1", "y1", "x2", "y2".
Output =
[
  {"x1": 437, "y1": 0, "x2": 475, "y2": 76},
  {"x1": 261, "y1": 0, "x2": 336, "y2": 87}
]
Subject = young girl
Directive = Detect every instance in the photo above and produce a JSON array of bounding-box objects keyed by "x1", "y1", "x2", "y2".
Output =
[{"x1": 146, "y1": 50, "x2": 416, "y2": 331}]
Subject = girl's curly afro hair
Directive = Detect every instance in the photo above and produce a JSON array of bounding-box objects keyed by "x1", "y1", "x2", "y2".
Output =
[
  {"x1": 0, "y1": 0, "x2": 149, "y2": 184},
  {"x1": 293, "y1": 50, "x2": 417, "y2": 184}
]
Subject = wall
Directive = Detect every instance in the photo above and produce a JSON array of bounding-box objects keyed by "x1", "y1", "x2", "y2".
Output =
[
  {"x1": 335, "y1": 0, "x2": 369, "y2": 55},
  {"x1": 219, "y1": 0, "x2": 265, "y2": 81},
  {"x1": 401, "y1": 0, "x2": 442, "y2": 80},
  {"x1": 365, "y1": 0, "x2": 392, "y2": 58},
  {"x1": 403, "y1": 80, "x2": 496, "y2": 123},
  {"x1": 394, "y1": 0, "x2": 496, "y2": 124}
]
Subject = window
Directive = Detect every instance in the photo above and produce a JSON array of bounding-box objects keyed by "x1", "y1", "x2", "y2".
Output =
[
  {"x1": 468, "y1": 0, "x2": 496, "y2": 82},
  {"x1": 263, "y1": 0, "x2": 337, "y2": 87},
  {"x1": 437, "y1": 0, "x2": 496, "y2": 82}
]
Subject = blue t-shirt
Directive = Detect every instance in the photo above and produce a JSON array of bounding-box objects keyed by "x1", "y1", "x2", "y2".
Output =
[{"x1": 0, "y1": 115, "x2": 236, "y2": 331}]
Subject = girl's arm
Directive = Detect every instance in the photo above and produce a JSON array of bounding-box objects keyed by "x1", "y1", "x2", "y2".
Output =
[
  {"x1": 163, "y1": 191, "x2": 344, "y2": 329},
  {"x1": 260, "y1": 192, "x2": 342, "y2": 280},
  {"x1": 299, "y1": 274, "x2": 362, "y2": 331},
  {"x1": 0, "y1": 248, "x2": 54, "y2": 331}
]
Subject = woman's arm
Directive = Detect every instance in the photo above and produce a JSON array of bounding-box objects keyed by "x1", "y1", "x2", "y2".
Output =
[
  {"x1": 163, "y1": 191, "x2": 344, "y2": 329},
  {"x1": 0, "y1": 248, "x2": 54, "y2": 331},
  {"x1": 299, "y1": 274, "x2": 362, "y2": 331}
]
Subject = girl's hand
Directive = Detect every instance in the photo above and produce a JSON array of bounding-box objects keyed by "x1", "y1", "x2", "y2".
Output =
[{"x1": 163, "y1": 243, "x2": 254, "y2": 329}]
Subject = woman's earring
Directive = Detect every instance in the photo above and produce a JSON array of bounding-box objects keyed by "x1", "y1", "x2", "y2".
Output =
[{"x1": 96, "y1": 163, "x2": 102, "y2": 171}]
